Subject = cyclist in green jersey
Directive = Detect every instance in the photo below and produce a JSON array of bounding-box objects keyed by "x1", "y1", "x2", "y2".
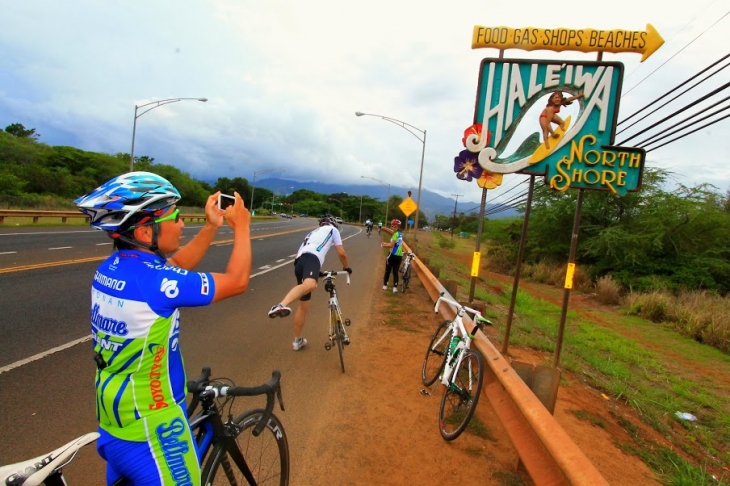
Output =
[{"x1": 75, "y1": 172, "x2": 252, "y2": 485}]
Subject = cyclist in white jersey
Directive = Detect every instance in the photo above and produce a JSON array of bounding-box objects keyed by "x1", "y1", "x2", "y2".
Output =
[
  {"x1": 74, "y1": 172, "x2": 252, "y2": 485},
  {"x1": 268, "y1": 214, "x2": 352, "y2": 350}
]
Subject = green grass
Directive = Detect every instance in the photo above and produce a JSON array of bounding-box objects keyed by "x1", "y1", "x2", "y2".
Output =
[{"x1": 411, "y1": 231, "x2": 730, "y2": 484}]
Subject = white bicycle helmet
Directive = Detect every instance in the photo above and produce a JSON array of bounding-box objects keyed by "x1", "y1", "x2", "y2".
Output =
[{"x1": 74, "y1": 171, "x2": 181, "y2": 232}]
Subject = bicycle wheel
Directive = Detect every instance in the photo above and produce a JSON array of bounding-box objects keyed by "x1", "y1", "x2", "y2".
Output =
[
  {"x1": 333, "y1": 310, "x2": 346, "y2": 373},
  {"x1": 438, "y1": 349, "x2": 484, "y2": 441},
  {"x1": 421, "y1": 320, "x2": 451, "y2": 386},
  {"x1": 202, "y1": 408, "x2": 290, "y2": 485},
  {"x1": 402, "y1": 266, "x2": 411, "y2": 293}
]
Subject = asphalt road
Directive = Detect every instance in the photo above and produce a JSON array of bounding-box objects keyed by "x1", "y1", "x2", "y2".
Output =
[{"x1": 0, "y1": 218, "x2": 384, "y2": 484}]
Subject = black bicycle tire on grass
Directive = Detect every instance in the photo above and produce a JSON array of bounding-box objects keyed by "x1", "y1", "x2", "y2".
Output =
[
  {"x1": 421, "y1": 320, "x2": 451, "y2": 386},
  {"x1": 402, "y1": 266, "x2": 411, "y2": 292},
  {"x1": 438, "y1": 349, "x2": 484, "y2": 441},
  {"x1": 201, "y1": 408, "x2": 290, "y2": 485}
]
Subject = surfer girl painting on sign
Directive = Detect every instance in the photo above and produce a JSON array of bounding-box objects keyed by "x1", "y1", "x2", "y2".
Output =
[{"x1": 539, "y1": 90, "x2": 583, "y2": 149}]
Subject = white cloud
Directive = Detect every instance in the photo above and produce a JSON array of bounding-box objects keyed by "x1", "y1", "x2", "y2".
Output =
[{"x1": 1, "y1": 0, "x2": 729, "y2": 207}]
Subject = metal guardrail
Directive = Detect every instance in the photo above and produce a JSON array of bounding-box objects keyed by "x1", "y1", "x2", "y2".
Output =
[{"x1": 404, "y1": 239, "x2": 608, "y2": 485}]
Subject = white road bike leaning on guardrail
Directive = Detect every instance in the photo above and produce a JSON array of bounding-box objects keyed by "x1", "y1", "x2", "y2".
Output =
[
  {"x1": 399, "y1": 252, "x2": 416, "y2": 293},
  {"x1": 421, "y1": 293, "x2": 492, "y2": 440}
]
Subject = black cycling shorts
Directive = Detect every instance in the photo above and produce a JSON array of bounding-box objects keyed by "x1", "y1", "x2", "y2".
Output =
[{"x1": 294, "y1": 253, "x2": 321, "y2": 301}]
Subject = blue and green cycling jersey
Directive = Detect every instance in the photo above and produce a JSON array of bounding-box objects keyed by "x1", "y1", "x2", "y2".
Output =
[
  {"x1": 390, "y1": 231, "x2": 404, "y2": 257},
  {"x1": 90, "y1": 250, "x2": 215, "y2": 441}
]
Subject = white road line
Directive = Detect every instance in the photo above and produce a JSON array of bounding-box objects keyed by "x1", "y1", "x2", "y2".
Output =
[
  {"x1": 288, "y1": 254, "x2": 297, "y2": 258},
  {"x1": 0, "y1": 251, "x2": 17, "y2": 255},
  {"x1": 96, "y1": 242, "x2": 112, "y2": 246},
  {"x1": 276, "y1": 259, "x2": 285, "y2": 263},
  {"x1": 48, "y1": 246, "x2": 72, "y2": 250},
  {"x1": 0, "y1": 336, "x2": 91, "y2": 375},
  {"x1": 259, "y1": 265, "x2": 272, "y2": 270}
]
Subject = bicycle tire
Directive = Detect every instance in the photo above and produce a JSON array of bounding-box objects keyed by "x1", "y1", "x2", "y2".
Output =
[
  {"x1": 438, "y1": 349, "x2": 484, "y2": 441},
  {"x1": 201, "y1": 408, "x2": 290, "y2": 485},
  {"x1": 421, "y1": 320, "x2": 451, "y2": 386},
  {"x1": 402, "y1": 266, "x2": 411, "y2": 292},
  {"x1": 333, "y1": 309, "x2": 346, "y2": 373}
]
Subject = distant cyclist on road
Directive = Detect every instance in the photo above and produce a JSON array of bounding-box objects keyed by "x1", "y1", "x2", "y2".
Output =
[
  {"x1": 75, "y1": 171, "x2": 252, "y2": 485},
  {"x1": 378, "y1": 221, "x2": 383, "y2": 234},
  {"x1": 365, "y1": 218, "x2": 373, "y2": 236},
  {"x1": 381, "y1": 219, "x2": 404, "y2": 293},
  {"x1": 268, "y1": 214, "x2": 352, "y2": 350}
]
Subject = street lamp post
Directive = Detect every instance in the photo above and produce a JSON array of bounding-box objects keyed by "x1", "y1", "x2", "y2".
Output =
[
  {"x1": 328, "y1": 198, "x2": 344, "y2": 218},
  {"x1": 250, "y1": 168, "x2": 285, "y2": 215},
  {"x1": 130, "y1": 97, "x2": 207, "y2": 172},
  {"x1": 355, "y1": 111, "x2": 426, "y2": 240},
  {"x1": 359, "y1": 194, "x2": 363, "y2": 223},
  {"x1": 360, "y1": 175, "x2": 390, "y2": 224}
]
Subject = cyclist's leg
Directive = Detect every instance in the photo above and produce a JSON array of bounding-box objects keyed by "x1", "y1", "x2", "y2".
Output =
[
  {"x1": 383, "y1": 255, "x2": 394, "y2": 287},
  {"x1": 97, "y1": 405, "x2": 201, "y2": 485},
  {"x1": 391, "y1": 255, "x2": 403, "y2": 290}
]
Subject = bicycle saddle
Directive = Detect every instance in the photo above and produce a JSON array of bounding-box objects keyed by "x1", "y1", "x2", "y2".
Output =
[{"x1": 0, "y1": 432, "x2": 99, "y2": 486}]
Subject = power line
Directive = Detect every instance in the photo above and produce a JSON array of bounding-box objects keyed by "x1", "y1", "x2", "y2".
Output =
[
  {"x1": 617, "y1": 53, "x2": 730, "y2": 132},
  {"x1": 622, "y1": 9, "x2": 730, "y2": 97}
]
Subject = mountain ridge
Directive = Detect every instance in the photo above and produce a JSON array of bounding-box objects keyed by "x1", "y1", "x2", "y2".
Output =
[{"x1": 252, "y1": 177, "x2": 519, "y2": 220}]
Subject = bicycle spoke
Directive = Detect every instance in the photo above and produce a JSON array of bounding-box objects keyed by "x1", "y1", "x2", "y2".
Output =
[
  {"x1": 422, "y1": 320, "x2": 450, "y2": 386},
  {"x1": 438, "y1": 350, "x2": 484, "y2": 441}
]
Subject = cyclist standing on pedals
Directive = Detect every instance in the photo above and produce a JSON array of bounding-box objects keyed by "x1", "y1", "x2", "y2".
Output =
[
  {"x1": 75, "y1": 171, "x2": 252, "y2": 486},
  {"x1": 268, "y1": 214, "x2": 352, "y2": 350},
  {"x1": 381, "y1": 219, "x2": 404, "y2": 293}
]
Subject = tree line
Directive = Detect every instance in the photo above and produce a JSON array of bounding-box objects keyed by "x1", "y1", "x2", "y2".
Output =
[{"x1": 0, "y1": 123, "x2": 422, "y2": 225}]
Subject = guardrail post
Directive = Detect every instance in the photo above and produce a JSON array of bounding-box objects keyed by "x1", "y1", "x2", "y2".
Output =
[{"x1": 33, "y1": 216, "x2": 39, "y2": 223}]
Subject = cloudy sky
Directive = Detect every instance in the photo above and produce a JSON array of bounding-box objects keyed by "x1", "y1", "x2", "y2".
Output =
[{"x1": 1, "y1": 0, "x2": 729, "y2": 205}]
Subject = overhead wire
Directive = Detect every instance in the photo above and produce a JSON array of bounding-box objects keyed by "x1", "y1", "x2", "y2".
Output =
[
  {"x1": 617, "y1": 53, "x2": 730, "y2": 133},
  {"x1": 621, "y1": 9, "x2": 730, "y2": 97}
]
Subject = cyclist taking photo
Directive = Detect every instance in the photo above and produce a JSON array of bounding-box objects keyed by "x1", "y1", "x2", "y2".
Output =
[{"x1": 75, "y1": 171, "x2": 252, "y2": 485}]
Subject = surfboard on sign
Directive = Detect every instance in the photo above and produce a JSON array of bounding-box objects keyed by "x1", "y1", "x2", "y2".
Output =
[{"x1": 530, "y1": 115, "x2": 571, "y2": 164}]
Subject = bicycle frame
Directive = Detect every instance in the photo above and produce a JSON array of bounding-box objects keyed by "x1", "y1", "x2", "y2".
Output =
[{"x1": 433, "y1": 295, "x2": 485, "y2": 386}]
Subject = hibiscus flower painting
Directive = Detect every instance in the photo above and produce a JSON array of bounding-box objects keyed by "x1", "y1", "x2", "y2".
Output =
[
  {"x1": 454, "y1": 150, "x2": 483, "y2": 182},
  {"x1": 477, "y1": 170, "x2": 504, "y2": 189}
]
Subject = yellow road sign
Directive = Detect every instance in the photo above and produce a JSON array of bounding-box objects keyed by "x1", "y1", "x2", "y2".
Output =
[
  {"x1": 399, "y1": 197, "x2": 418, "y2": 217},
  {"x1": 472, "y1": 24, "x2": 664, "y2": 62}
]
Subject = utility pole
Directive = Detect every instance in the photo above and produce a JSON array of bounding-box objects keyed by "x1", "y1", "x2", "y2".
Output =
[{"x1": 451, "y1": 194, "x2": 463, "y2": 239}]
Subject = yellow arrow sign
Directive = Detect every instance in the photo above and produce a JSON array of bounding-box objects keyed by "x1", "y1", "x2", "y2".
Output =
[
  {"x1": 399, "y1": 197, "x2": 418, "y2": 217},
  {"x1": 472, "y1": 24, "x2": 664, "y2": 62}
]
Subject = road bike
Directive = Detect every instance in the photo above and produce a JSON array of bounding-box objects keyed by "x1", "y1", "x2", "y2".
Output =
[
  {"x1": 320, "y1": 270, "x2": 352, "y2": 373},
  {"x1": 0, "y1": 367, "x2": 289, "y2": 485},
  {"x1": 421, "y1": 293, "x2": 492, "y2": 441},
  {"x1": 366, "y1": 225, "x2": 372, "y2": 238},
  {"x1": 399, "y1": 251, "x2": 416, "y2": 293}
]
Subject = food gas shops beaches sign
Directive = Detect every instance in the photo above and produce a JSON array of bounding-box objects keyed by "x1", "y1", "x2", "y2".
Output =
[{"x1": 465, "y1": 59, "x2": 645, "y2": 196}]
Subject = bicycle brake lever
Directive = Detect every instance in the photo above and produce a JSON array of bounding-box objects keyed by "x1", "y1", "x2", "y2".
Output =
[{"x1": 276, "y1": 385, "x2": 285, "y2": 412}]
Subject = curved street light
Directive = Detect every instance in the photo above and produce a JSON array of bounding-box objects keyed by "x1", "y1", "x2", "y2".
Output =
[
  {"x1": 360, "y1": 175, "x2": 391, "y2": 224},
  {"x1": 130, "y1": 97, "x2": 208, "y2": 172},
  {"x1": 328, "y1": 197, "x2": 344, "y2": 218},
  {"x1": 250, "y1": 168, "x2": 286, "y2": 215},
  {"x1": 355, "y1": 111, "x2": 426, "y2": 240}
]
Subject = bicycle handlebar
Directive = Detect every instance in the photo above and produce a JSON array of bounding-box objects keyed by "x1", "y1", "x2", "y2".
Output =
[
  {"x1": 319, "y1": 270, "x2": 351, "y2": 285},
  {"x1": 434, "y1": 292, "x2": 491, "y2": 331},
  {"x1": 187, "y1": 368, "x2": 285, "y2": 437}
]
